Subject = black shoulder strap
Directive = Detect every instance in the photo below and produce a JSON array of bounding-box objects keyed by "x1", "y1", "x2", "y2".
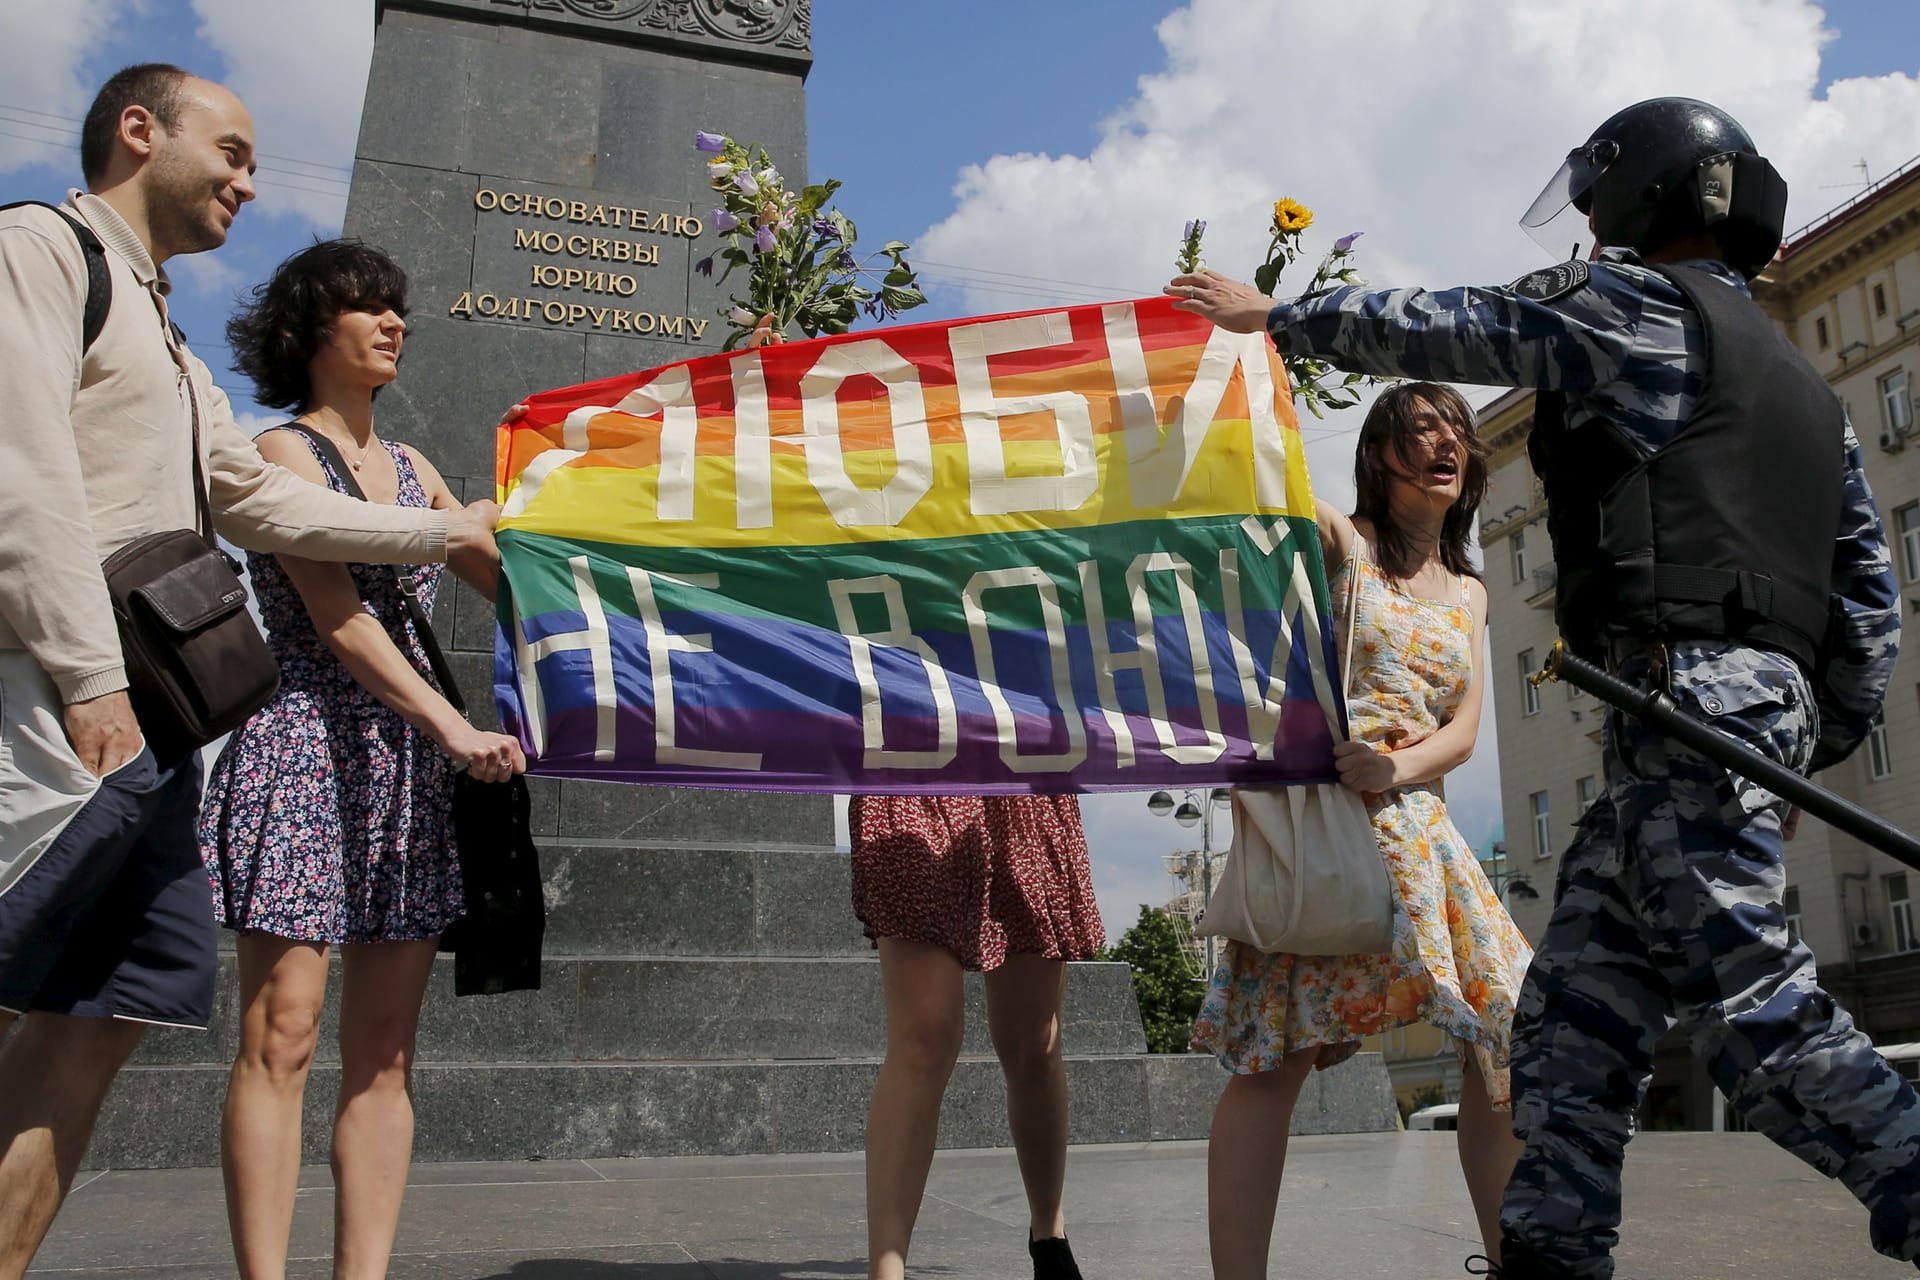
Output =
[
  {"x1": 1, "y1": 201, "x2": 111, "y2": 353},
  {"x1": 279, "y1": 424, "x2": 468, "y2": 717}
]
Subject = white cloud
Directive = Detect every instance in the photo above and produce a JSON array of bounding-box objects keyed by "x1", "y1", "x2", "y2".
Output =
[
  {"x1": 189, "y1": 0, "x2": 374, "y2": 229},
  {"x1": 167, "y1": 244, "x2": 243, "y2": 300},
  {"x1": 0, "y1": 0, "x2": 122, "y2": 179},
  {"x1": 918, "y1": 0, "x2": 1920, "y2": 924},
  {"x1": 921, "y1": 0, "x2": 1920, "y2": 498},
  {"x1": 231, "y1": 407, "x2": 280, "y2": 438}
]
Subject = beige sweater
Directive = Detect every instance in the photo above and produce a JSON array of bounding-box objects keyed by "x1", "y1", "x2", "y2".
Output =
[{"x1": 0, "y1": 193, "x2": 451, "y2": 704}]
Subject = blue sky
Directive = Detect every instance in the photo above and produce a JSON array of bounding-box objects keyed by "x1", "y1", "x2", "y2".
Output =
[{"x1": 4, "y1": 0, "x2": 1918, "y2": 934}]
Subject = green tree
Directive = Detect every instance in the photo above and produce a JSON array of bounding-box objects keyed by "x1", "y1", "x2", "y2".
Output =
[{"x1": 1105, "y1": 905, "x2": 1206, "y2": 1054}]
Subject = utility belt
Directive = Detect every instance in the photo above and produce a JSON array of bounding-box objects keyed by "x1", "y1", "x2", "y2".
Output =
[
  {"x1": 1604, "y1": 637, "x2": 1667, "y2": 676},
  {"x1": 1568, "y1": 560, "x2": 1826, "y2": 679}
]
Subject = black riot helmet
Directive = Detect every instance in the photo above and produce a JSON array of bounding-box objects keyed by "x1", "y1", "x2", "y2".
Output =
[{"x1": 1521, "y1": 97, "x2": 1790, "y2": 278}]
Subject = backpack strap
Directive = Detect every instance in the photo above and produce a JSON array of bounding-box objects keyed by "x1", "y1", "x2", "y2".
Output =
[{"x1": 1, "y1": 201, "x2": 111, "y2": 353}]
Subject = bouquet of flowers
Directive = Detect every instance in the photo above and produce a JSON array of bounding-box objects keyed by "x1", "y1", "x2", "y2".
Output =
[
  {"x1": 1256, "y1": 200, "x2": 1373, "y2": 417},
  {"x1": 695, "y1": 130, "x2": 927, "y2": 350},
  {"x1": 1177, "y1": 200, "x2": 1379, "y2": 417}
]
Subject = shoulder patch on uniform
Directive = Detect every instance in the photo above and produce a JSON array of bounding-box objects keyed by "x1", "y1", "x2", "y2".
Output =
[{"x1": 1509, "y1": 259, "x2": 1592, "y2": 303}]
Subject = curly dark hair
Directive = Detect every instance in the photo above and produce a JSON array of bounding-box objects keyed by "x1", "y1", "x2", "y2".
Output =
[
  {"x1": 82, "y1": 64, "x2": 191, "y2": 183},
  {"x1": 227, "y1": 239, "x2": 411, "y2": 411},
  {"x1": 1352, "y1": 381, "x2": 1489, "y2": 582}
]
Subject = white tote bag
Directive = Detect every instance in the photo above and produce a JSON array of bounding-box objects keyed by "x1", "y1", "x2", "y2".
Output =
[{"x1": 1197, "y1": 536, "x2": 1396, "y2": 956}]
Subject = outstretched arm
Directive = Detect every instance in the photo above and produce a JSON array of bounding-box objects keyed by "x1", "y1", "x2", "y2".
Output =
[
  {"x1": 207, "y1": 369, "x2": 501, "y2": 567},
  {"x1": 1168, "y1": 264, "x2": 1644, "y2": 392},
  {"x1": 257, "y1": 430, "x2": 524, "y2": 782}
]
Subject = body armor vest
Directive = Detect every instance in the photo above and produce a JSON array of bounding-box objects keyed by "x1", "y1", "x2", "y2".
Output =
[{"x1": 1527, "y1": 264, "x2": 1842, "y2": 672}]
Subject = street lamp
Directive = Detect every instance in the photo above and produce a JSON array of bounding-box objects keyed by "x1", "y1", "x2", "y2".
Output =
[
  {"x1": 1147, "y1": 787, "x2": 1232, "y2": 974},
  {"x1": 1483, "y1": 840, "x2": 1540, "y2": 905}
]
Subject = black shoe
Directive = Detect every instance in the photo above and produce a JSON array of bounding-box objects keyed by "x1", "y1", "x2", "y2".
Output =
[
  {"x1": 1029, "y1": 1233, "x2": 1084, "y2": 1280},
  {"x1": 1483, "y1": 1234, "x2": 1578, "y2": 1280}
]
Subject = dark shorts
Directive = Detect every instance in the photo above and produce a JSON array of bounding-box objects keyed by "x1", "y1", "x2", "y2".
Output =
[{"x1": 0, "y1": 748, "x2": 216, "y2": 1027}]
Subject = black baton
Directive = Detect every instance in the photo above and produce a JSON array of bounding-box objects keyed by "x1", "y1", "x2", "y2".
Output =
[{"x1": 1533, "y1": 640, "x2": 1920, "y2": 870}]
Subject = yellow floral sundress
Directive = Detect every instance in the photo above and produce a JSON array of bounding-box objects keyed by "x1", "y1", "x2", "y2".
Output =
[{"x1": 1190, "y1": 550, "x2": 1533, "y2": 1107}]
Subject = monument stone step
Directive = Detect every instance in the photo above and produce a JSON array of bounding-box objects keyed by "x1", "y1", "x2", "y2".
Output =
[
  {"x1": 132, "y1": 956, "x2": 1151, "y2": 1067},
  {"x1": 207, "y1": 844, "x2": 865, "y2": 958},
  {"x1": 535, "y1": 842, "x2": 867, "y2": 956},
  {"x1": 87, "y1": 1052, "x2": 1398, "y2": 1169}
]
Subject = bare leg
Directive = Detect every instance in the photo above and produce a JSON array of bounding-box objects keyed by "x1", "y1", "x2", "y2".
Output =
[
  {"x1": 865, "y1": 938, "x2": 966, "y2": 1280},
  {"x1": 222, "y1": 935, "x2": 330, "y2": 1280},
  {"x1": 331, "y1": 939, "x2": 439, "y2": 1280},
  {"x1": 1206, "y1": 1048, "x2": 1318, "y2": 1280},
  {"x1": 0, "y1": 1013, "x2": 146, "y2": 1280},
  {"x1": 983, "y1": 954, "x2": 1070, "y2": 1241},
  {"x1": 1456, "y1": 1054, "x2": 1523, "y2": 1266}
]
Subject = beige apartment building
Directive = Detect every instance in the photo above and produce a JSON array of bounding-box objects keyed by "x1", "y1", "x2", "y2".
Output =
[{"x1": 1477, "y1": 156, "x2": 1920, "y2": 1127}]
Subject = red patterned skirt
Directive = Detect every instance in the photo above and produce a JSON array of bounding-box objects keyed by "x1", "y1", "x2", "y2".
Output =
[{"x1": 849, "y1": 794, "x2": 1106, "y2": 972}]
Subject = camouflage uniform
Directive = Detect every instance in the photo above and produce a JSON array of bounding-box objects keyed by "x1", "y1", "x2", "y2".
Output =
[{"x1": 1266, "y1": 250, "x2": 1917, "y2": 1276}]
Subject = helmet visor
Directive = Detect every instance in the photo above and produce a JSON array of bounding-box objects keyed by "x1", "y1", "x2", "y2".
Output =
[{"x1": 1520, "y1": 140, "x2": 1619, "y2": 262}]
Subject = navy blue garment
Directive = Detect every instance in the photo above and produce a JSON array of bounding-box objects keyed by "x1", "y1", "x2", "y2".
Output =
[{"x1": 1264, "y1": 253, "x2": 1917, "y2": 1276}]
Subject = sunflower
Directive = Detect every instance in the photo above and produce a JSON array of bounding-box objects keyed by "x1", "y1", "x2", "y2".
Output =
[{"x1": 1272, "y1": 198, "x2": 1314, "y2": 235}]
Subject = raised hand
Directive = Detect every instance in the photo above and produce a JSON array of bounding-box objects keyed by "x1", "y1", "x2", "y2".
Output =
[{"x1": 1166, "y1": 269, "x2": 1276, "y2": 334}]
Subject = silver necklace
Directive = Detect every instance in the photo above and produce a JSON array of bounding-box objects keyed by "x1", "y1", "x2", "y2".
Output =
[{"x1": 304, "y1": 421, "x2": 379, "y2": 471}]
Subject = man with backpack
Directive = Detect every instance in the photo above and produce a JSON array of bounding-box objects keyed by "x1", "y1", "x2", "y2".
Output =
[
  {"x1": 1171, "y1": 98, "x2": 1920, "y2": 1277},
  {"x1": 0, "y1": 64, "x2": 501, "y2": 1275}
]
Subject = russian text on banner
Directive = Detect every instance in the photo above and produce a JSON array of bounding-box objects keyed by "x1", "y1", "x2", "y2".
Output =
[{"x1": 492, "y1": 297, "x2": 1346, "y2": 793}]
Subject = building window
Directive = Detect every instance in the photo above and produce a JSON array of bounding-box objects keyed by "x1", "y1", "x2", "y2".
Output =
[
  {"x1": 1890, "y1": 874, "x2": 1918, "y2": 953},
  {"x1": 1784, "y1": 884, "x2": 1802, "y2": 946},
  {"x1": 1900, "y1": 504, "x2": 1920, "y2": 584},
  {"x1": 1519, "y1": 649, "x2": 1540, "y2": 716},
  {"x1": 1511, "y1": 526, "x2": 1528, "y2": 584},
  {"x1": 1884, "y1": 369, "x2": 1913, "y2": 435},
  {"x1": 1530, "y1": 790, "x2": 1552, "y2": 859},
  {"x1": 1875, "y1": 283, "x2": 1890, "y2": 318},
  {"x1": 1869, "y1": 716, "x2": 1893, "y2": 781},
  {"x1": 1816, "y1": 316, "x2": 1830, "y2": 349},
  {"x1": 1577, "y1": 774, "x2": 1598, "y2": 810}
]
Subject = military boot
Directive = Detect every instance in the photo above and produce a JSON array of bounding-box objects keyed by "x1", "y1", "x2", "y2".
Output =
[{"x1": 1467, "y1": 1234, "x2": 1582, "y2": 1279}]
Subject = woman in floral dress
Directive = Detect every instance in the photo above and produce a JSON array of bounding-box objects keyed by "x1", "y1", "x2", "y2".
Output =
[
  {"x1": 1191, "y1": 382, "x2": 1532, "y2": 1278},
  {"x1": 198, "y1": 241, "x2": 523, "y2": 1280}
]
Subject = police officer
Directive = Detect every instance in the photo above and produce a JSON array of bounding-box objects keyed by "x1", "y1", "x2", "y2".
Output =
[{"x1": 1169, "y1": 98, "x2": 1920, "y2": 1279}]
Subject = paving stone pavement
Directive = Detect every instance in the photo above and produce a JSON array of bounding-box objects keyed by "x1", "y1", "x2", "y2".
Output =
[{"x1": 29, "y1": 1131, "x2": 1914, "y2": 1278}]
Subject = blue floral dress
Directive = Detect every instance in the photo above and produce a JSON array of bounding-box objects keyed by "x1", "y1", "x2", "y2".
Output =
[
  {"x1": 1191, "y1": 552, "x2": 1531, "y2": 1107},
  {"x1": 198, "y1": 432, "x2": 464, "y2": 944}
]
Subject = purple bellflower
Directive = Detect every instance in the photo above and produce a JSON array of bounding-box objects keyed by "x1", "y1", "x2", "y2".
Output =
[{"x1": 694, "y1": 130, "x2": 727, "y2": 153}]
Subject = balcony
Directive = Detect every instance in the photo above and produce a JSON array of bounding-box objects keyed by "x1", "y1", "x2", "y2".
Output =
[{"x1": 1527, "y1": 563, "x2": 1557, "y2": 609}]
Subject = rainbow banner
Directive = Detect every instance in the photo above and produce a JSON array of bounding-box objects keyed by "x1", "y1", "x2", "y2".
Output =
[{"x1": 492, "y1": 297, "x2": 1345, "y2": 793}]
